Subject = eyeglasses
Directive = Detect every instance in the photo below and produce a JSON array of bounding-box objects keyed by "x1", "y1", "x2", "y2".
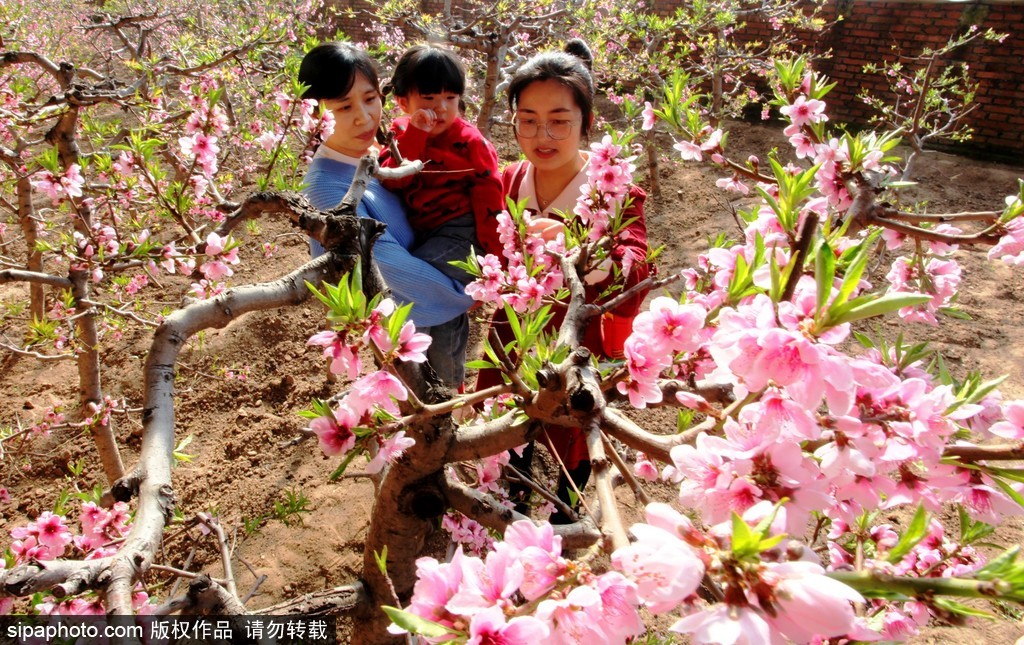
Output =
[{"x1": 512, "y1": 117, "x2": 578, "y2": 140}]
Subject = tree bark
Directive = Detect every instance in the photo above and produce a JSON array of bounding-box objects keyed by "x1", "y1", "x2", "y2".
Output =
[
  {"x1": 17, "y1": 176, "x2": 45, "y2": 320},
  {"x1": 71, "y1": 267, "x2": 126, "y2": 485},
  {"x1": 476, "y1": 45, "x2": 504, "y2": 137}
]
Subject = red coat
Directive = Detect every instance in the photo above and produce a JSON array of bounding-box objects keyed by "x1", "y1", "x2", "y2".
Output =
[
  {"x1": 477, "y1": 160, "x2": 654, "y2": 468},
  {"x1": 379, "y1": 116, "x2": 503, "y2": 254}
]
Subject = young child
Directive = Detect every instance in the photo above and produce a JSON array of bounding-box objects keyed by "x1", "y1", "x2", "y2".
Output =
[{"x1": 379, "y1": 44, "x2": 503, "y2": 387}]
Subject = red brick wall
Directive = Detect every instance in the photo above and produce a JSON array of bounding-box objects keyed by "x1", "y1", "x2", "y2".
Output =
[
  {"x1": 324, "y1": 0, "x2": 1024, "y2": 156},
  {"x1": 775, "y1": 1, "x2": 1023, "y2": 157},
  {"x1": 324, "y1": 0, "x2": 448, "y2": 44}
]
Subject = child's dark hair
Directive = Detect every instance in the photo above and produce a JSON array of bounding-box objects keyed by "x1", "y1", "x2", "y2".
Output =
[
  {"x1": 298, "y1": 42, "x2": 380, "y2": 100},
  {"x1": 390, "y1": 44, "x2": 466, "y2": 97},
  {"x1": 507, "y1": 39, "x2": 595, "y2": 138}
]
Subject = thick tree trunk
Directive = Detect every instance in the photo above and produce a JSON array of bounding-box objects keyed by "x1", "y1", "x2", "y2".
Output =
[
  {"x1": 645, "y1": 129, "x2": 660, "y2": 198},
  {"x1": 475, "y1": 47, "x2": 504, "y2": 138},
  {"x1": 72, "y1": 276, "x2": 126, "y2": 485},
  {"x1": 17, "y1": 176, "x2": 45, "y2": 320}
]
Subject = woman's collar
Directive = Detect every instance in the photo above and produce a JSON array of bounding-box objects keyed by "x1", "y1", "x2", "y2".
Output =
[
  {"x1": 522, "y1": 152, "x2": 591, "y2": 217},
  {"x1": 314, "y1": 144, "x2": 378, "y2": 166}
]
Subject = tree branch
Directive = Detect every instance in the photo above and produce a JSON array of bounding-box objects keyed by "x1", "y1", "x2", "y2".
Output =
[
  {"x1": 0, "y1": 269, "x2": 73, "y2": 288},
  {"x1": 254, "y1": 582, "x2": 369, "y2": 616},
  {"x1": 944, "y1": 442, "x2": 1024, "y2": 462},
  {"x1": 446, "y1": 410, "x2": 536, "y2": 462},
  {"x1": 1, "y1": 51, "x2": 74, "y2": 88},
  {"x1": 586, "y1": 420, "x2": 628, "y2": 550},
  {"x1": 602, "y1": 432, "x2": 651, "y2": 506},
  {"x1": 871, "y1": 215, "x2": 1002, "y2": 246},
  {"x1": 593, "y1": 270, "x2": 684, "y2": 317},
  {"x1": 601, "y1": 407, "x2": 696, "y2": 463},
  {"x1": 442, "y1": 476, "x2": 601, "y2": 550}
]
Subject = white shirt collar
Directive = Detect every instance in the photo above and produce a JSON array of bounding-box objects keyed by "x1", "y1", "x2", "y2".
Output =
[
  {"x1": 314, "y1": 144, "x2": 376, "y2": 166},
  {"x1": 520, "y1": 153, "x2": 591, "y2": 217}
]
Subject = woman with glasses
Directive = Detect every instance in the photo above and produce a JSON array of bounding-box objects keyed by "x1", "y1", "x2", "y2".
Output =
[{"x1": 480, "y1": 40, "x2": 652, "y2": 523}]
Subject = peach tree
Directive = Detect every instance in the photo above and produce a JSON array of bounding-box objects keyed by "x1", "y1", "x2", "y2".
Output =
[{"x1": 3, "y1": 3, "x2": 1024, "y2": 645}]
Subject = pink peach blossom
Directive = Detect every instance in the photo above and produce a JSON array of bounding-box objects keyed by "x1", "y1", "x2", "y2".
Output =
[
  {"x1": 780, "y1": 95, "x2": 828, "y2": 128},
  {"x1": 466, "y1": 605, "x2": 549, "y2": 644},
  {"x1": 365, "y1": 431, "x2": 416, "y2": 474},
  {"x1": 641, "y1": 101, "x2": 656, "y2": 130}
]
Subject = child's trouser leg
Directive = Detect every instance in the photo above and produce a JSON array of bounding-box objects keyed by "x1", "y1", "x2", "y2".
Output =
[
  {"x1": 411, "y1": 216, "x2": 479, "y2": 387},
  {"x1": 418, "y1": 313, "x2": 468, "y2": 387}
]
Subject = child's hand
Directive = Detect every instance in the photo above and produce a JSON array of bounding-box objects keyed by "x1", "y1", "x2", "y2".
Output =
[{"x1": 409, "y1": 108, "x2": 438, "y2": 132}]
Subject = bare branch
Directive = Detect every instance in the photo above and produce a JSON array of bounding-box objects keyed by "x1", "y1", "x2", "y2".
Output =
[
  {"x1": 183, "y1": 575, "x2": 248, "y2": 614},
  {"x1": 254, "y1": 582, "x2": 369, "y2": 616},
  {"x1": 79, "y1": 12, "x2": 167, "y2": 31},
  {"x1": 871, "y1": 215, "x2": 1002, "y2": 246},
  {"x1": 504, "y1": 464, "x2": 577, "y2": 520},
  {"x1": 586, "y1": 420, "x2": 629, "y2": 550},
  {"x1": 158, "y1": 40, "x2": 265, "y2": 77},
  {"x1": 196, "y1": 513, "x2": 237, "y2": 598},
  {"x1": 384, "y1": 384, "x2": 513, "y2": 432},
  {"x1": 79, "y1": 299, "x2": 160, "y2": 328},
  {"x1": 0, "y1": 341, "x2": 75, "y2": 361},
  {"x1": 0, "y1": 269, "x2": 73, "y2": 288},
  {"x1": 602, "y1": 407, "x2": 695, "y2": 464},
  {"x1": 1, "y1": 51, "x2": 74, "y2": 88},
  {"x1": 148, "y1": 564, "x2": 229, "y2": 586},
  {"x1": 553, "y1": 249, "x2": 595, "y2": 348},
  {"x1": 602, "y1": 432, "x2": 651, "y2": 507},
  {"x1": 447, "y1": 410, "x2": 535, "y2": 462},
  {"x1": 944, "y1": 442, "x2": 1024, "y2": 462},
  {"x1": 443, "y1": 475, "x2": 601, "y2": 550},
  {"x1": 593, "y1": 270, "x2": 685, "y2": 317}
]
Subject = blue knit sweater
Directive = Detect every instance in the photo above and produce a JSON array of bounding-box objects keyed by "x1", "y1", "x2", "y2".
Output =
[{"x1": 302, "y1": 156, "x2": 472, "y2": 327}]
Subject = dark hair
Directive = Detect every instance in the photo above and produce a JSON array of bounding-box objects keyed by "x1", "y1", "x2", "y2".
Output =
[
  {"x1": 507, "y1": 39, "x2": 595, "y2": 139},
  {"x1": 298, "y1": 42, "x2": 380, "y2": 100},
  {"x1": 390, "y1": 44, "x2": 466, "y2": 97}
]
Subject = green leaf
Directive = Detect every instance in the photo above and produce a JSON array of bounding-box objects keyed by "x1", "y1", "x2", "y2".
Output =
[
  {"x1": 769, "y1": 250, "x2": 783, "y2": 301},
  {"x1": 932, "y1": 598, "x2": 995, "y2": 618},
  {"x1": 991, "y1": 476, "x2": 1024, "y2": 510},
  {"x1": 173, "y1": 434, "x2": 196, "y2": 464},
  {"x1": 757, "y1": 534, "x2": 786, "y2": 552},
  {"x1": 964, "y1": 375, "x2": 1008, "y2": 406},
  {"x1": 886, "y1": 505, "x2": 929, "y2": 563},
  {"x1": 938, "y1": 306, "x2": 972, "y2": 321},
  {"x1": 815, "y1": 239, "x2": 835, "y2": 313},
  {"x1": 386, "y1": 302, "x2": 413, "y2": 345},
  {"x1": 831, "y1": 293, "x2": 933, "y2": 326},
  {"x1": 504, "y1": 303, "x2": 523, "y2": 345},
  {"x1": 976, "y1": 546, "x2": 1022, "y2": 582},
  {"x1": 481, "y1": 340, "x2": 503, "y2": 367},
  {"x1": 934, "y1": 352, "x2": 952, "y2": 384},
  {"x1": 833, "y1": 233, "x2": 876, "y2": 309},
  {"x1": 728, "y1": 253, "x2": 751, "y2": 299},
  {"x1": 380, "y1": 606, "x2": 452, "y2": 639},
  {"x1": 374, "y1": 547, "x2": 388, "y2": 576},
  {"x1": 852, "y1": 330, "x2": 875, "y2": 349},
  {"x1": 731, "y1": 512, "x2": 759, "y2": 558},
  {"x1": 987, "y1": 467, "x2": 1024, "y2": 484},
  {"x1": 958, "y1": 505, "x2": 996, "y2": 545},
  {"x1": 329, "y1": 449, "x2": 362, "y2": 481},
  {"x1": 756, "y1": 185, "x2": 785, "y2": 224},
  {"x1": 676, "y1": 408, "x2": 695, "y2": 432}
]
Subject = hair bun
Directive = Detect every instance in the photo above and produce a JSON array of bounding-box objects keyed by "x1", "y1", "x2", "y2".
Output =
[{"x1": 563, "y1": 39, "x2": 593, "y2": 71}]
